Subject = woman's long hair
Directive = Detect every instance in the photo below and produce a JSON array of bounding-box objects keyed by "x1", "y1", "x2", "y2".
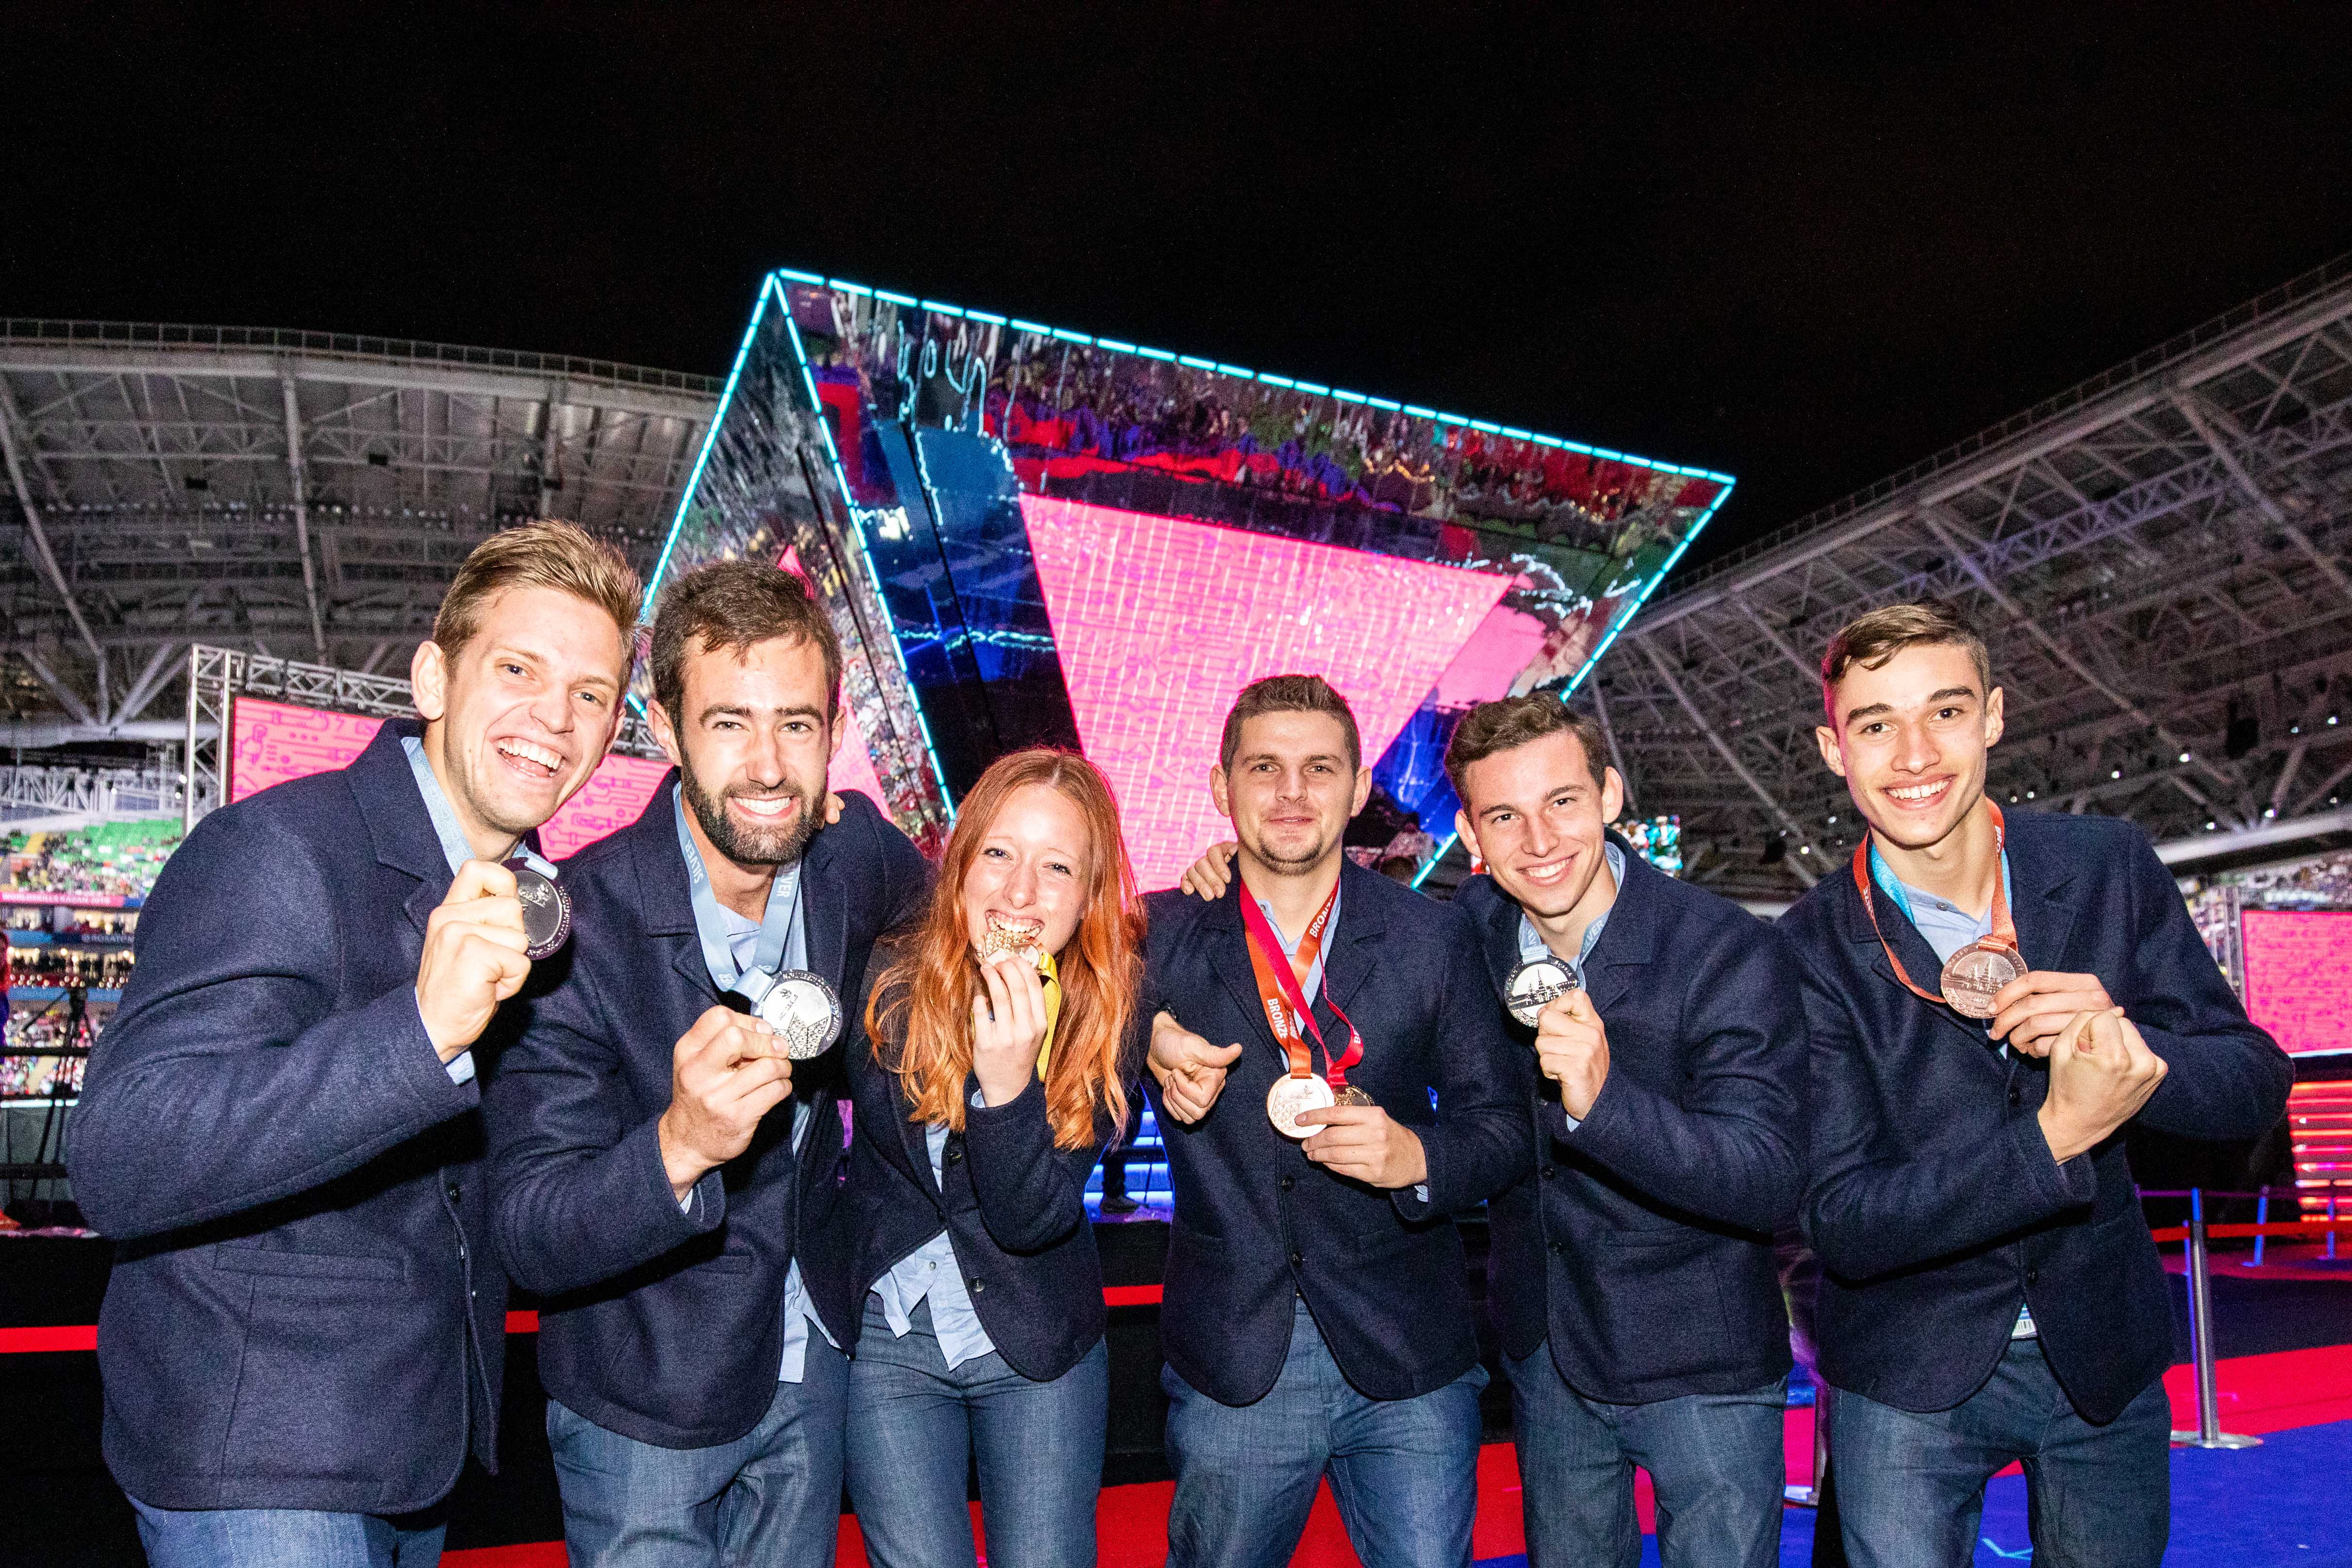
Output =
[{"x1": 866, "y1": 748, "x2": 1143, "y2": 1149}]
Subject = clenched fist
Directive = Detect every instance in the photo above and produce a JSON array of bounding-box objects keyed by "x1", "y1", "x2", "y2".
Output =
[
  {"x1": 1534, "y1": 988, "x2": 1611, "y2": 1121},
  {"x1": 415, "y1": 859, "x2": 532, "y2": 1062},
  {"x1": 2036, "y1": 1006, "x2": 2166, "y2": 1163},
  {"x1": 656, "y1": 1006, "x2": 794, "y2": 1201},
  {"x1": 1148, "y1": 1010, "x2": 1244, "y2": 1124}
]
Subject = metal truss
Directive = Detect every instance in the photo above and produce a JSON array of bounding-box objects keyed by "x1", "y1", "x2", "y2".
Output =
[
  {"x1": 1598, "y1": 254, "x2": 2352, "y2": 901},
  {"x1": 183, "y1": 644, "x2": 665, "y2": 829},
  {"x1": 0, "y1": 323, "x2": 720, "y2": 733},
  {"x1": 0, "y1": 764, "x2": 181, "y2": 825}
]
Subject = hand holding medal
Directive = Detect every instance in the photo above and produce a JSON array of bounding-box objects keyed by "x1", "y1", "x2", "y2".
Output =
[
  {"x1": 655, "y1": 1003, "x2": 797, "y2": 1202},
  {"x1": 1532, "y1": 986, "x2": 1611, "y2": 1120},
  {"x1": 414, "y1": 858, "x2": 534, "y2": 1062},
  {"x1": 1986, "y1": 969, "x2": 2118, "y2": 1058},
  {"x1": 972, "y1": 937, "x2": 1052, "y2": 1108}
]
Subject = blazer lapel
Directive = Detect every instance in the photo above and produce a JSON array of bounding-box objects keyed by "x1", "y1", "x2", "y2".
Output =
[
  {"x1": 2004, "y1": 814, "x2": 2083, "y2": 971},
  {"x1": 348, "y1": 720, "x2": 454, "y2": 938},
  {"x1": 798, "y1": 838, "x2": 849, "y2": 996},
  {"x1": 629, "y1": 780, "x2": 722, "y2": 1006},
  {"x1": 1843, "y1": 864, "x2": 2007, "y2": 1062},
  {"x1": 1321, "y1": 864, "x2": 1384, "y2": 1015},
  {"x1": 1208, "y1": 885, "x2": 1282, "y2": 1055},
  {"x1": 1580, "y1": 834, "x2": 1657, "y2": 1017}
]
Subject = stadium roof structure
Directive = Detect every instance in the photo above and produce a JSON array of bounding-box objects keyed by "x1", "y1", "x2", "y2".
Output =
[
  {"x1": 1582, "y1": 254, "x2": 2352, "y2": 904},
  {"x1": 0, "y1": 320, "x2": 719, "y2": 742}
]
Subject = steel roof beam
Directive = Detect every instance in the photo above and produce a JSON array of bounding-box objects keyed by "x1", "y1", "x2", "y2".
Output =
[
  {"x1": 279, "y1": 369, "x2": 329, "y2": 656},
  {"x1": 1638, "y1": 640, "x2": 1819, "y2": 888},
  {"x1": 2171, "y1": 389, "x2": 2352, "y2": 610},
  {"x1": 0, "y1": 376, "x2": 107, "y2": 668}
]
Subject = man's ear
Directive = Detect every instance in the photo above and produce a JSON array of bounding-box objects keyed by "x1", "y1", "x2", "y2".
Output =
[
  {"x1": 827, "y1": 700, "x2": 847, "y2": 759},
  {"x1": 1600, "y1": 767, "x2": 1626, "y2": 826},
  {"x1": 1454, "y1": 807, "x2": 1484, "y2": 868},
  {"x1": 1814, "y1": 725, "x2": 1848, "y2": 779},
  {"x1": 1209, "y1": 763, "x2": 1232, "y2": 819},
  {"x1": 1982, "y1": 685, "x2": 2006, "y2": 750},
  {"x1": 1349, "y1": 765, "x2": 1373, "y2": 817},
  {"x1": 411, "y1": 640, "x2": 449, "y2": 722},
  {"x1": 647, "y1": 700, "x2": 685, "y2": 770}
]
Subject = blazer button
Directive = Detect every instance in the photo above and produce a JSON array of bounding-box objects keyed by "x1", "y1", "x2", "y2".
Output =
[
  {"x1": 1280, "y1": 1175, "x2": 1295, "y2": 1191},
  {"x1": 1549, "y1": 1240, "x2": 1564, "y2": 1255},
  {"x1": 1540, "y1": 1166, "x2": 1556, "y2": 1180},
  {"x1": 447, "y1": 1182, "x2": 462, "y2": 1201},
  {"x1": 2025, "y1": 1269, "x2": 2039, "y2": 1285},
  {"x1": 970, "y1": 1279, "x2": 986, "y2": 1293},
  {"x1": 1290, "y1": 1250, "x2": 1304, "y2": 1267},
  {"x1": 2007, "y1": 1087, "x2": 2022, "y2": 1106},
  {"x1": 946, "y1": 1146, "x2": 963, "y2": 1163}
]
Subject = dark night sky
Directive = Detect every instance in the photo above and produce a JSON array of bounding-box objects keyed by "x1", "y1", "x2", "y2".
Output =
[{"x1": 9, "y1": 4, "x2": 2351, "y2": 579}]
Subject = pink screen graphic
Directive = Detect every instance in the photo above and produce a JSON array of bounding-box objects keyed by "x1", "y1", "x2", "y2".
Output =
[
  {"x1": 2242, "y1": 909, "x2": 2352, "y2": 1056},
  {"x1": 1020, "y1": 494, "x2": 1515, "y2": 889},
  {"x1": 228, "y1": 697, "x2": 668, "y2": 860}
]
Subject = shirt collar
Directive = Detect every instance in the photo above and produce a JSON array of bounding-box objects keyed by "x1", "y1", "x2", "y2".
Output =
[{"x1": 1516, "y1": 839, "x2": 1625, "y2": 968}]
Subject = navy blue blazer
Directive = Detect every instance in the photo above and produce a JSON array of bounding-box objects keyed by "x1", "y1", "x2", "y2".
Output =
[
  {"x1": 70, "y1": 720, "x2": 511, "y2": 1514},
  {"x1": 1460, "y1": 833, "x2": 1804, "y2": 1404},
  {"x1": 1786, "y1": 809, "x2": 2291, "y2": 1421},
  {"x1": 837, "y1": 942, "x2": 1136, "y2": 1382},
  {"x1": 486, "y1": 783, "x2": 929, "y2": 1450},
  {"x1": 1141, "y1": 861, "x2": 1530, "y2": 1406}
]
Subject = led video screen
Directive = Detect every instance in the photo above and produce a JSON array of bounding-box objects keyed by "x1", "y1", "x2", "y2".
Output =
[
  {"x1": 654, "y1": 270, "x2": 1732, "y2": 880},
  {"x1": 228, "y1": 697, "x2": 672, "y2": 860},
  {"x1": 2241, "y1": 909, "x2": 2352, "y2": 1056}
]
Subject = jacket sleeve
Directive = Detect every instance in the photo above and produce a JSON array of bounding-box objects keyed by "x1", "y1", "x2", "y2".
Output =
[
  {"x1": 1554, "y1": 916, "x2": 1806, "y2": 1234},
  {"x1": 68, "y1": 808, "x2": 477, "y2": 1239},
  {"x1": 2117, "y1": 839, "x2": 2293, "y2": 1142},
  {"x1": 1399, "y1": 904, "x2": 1537, "y2": 1217},
  {"x1": 486, "y1": 967, "x2": 722, "y2": 1298},
  {"x1": 960, "y1": 1074, "x2": 1099, "y2": 1255},
  {"x1": 1797, "y1": 946, "x2": 2094, "y2": 1281}
]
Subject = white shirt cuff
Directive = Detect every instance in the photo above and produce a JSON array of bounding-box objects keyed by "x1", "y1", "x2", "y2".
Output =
[{"x1": 445, "y1": 1050, "x2": 476, "y2": 1086}]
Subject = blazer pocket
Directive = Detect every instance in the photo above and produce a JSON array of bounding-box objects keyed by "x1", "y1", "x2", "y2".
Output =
[{"x1": 212, "y1": 1244, "x2": 403, "y2": 1281}]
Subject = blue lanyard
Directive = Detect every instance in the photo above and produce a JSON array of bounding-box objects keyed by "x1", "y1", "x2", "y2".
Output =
[
  {"x1": 672, "y1": 784, "x2": 802, "y2": 995},
  {"x1": 1868, "y1": 843, "x2": 2011, "y2": 931}
]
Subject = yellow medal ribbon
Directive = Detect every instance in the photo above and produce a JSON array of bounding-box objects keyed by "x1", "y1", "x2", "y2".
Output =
[{"x1": 1035, "y1": 948, "x2": 1062, "y2": 1079}]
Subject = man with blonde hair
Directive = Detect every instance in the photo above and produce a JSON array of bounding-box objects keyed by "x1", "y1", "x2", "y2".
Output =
[
  {"x1": 1788, "y1": 600, "x2": 2290, "y2": 1567},
  {"x1": 73, "y1": 521, "x2": 643, "y2": 1568}
]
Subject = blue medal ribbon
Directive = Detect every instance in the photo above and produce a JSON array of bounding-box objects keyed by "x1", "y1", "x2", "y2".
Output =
[{"x1": 672, "y1": 783, "x2": 805, "y2": 1001}]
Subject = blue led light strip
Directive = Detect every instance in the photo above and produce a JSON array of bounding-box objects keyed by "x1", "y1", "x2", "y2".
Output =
[{"x1": 1408, "y1": 479, "x2": 1735, "y2": 890}]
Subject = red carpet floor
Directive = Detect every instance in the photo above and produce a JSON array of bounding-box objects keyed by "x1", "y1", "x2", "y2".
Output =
[{"x1": 441, "y1": 1342, "x2": 2352, "y2": 1568}]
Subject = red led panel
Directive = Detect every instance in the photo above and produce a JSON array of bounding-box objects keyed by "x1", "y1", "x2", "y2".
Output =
[
  {"x1": 2242, "y1": 909, "x2": 2352, "y2": 1056},
  {"x1": 1019, "y1": 495, "x2": 1515, "y2": 889}
]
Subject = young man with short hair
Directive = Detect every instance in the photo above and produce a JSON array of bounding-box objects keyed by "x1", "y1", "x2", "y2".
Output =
[
  {"x1": 73, "y1": 521, "x2": 642, "y2": 1568},
  {"x1": 1789, "y1": 602, "x2": 2291, "y2": 1568},
  {"x1": 488, "y1": 560, "x2": 929, "y2": 1568},
  {"x1": 1143, "y1": 674, "x2": 1529, "y2": 1568},
  {"x1": 1446, "y1": 694, "x2": 1806, "y2": 1568}
]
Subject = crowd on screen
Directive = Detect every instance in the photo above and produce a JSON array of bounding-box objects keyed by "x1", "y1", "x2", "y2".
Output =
[{"x1": 63, "y1": 522, "x2": 2289, "y2": 1568}]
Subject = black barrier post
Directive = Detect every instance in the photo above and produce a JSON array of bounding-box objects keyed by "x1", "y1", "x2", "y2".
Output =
[{"x1": 2170, "y1": 1188, "x2": 2260, "y2": 1450}]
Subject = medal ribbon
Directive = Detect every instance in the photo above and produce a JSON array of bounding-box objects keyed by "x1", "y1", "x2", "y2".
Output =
[
  {"x1": 1850, "y1": 801, "x2": 2020, "y2": 1009},
  {"x1": 673, "y1": 784, "x2": 804, "y2": 996},
  {"x1": 1237, "y1": 877, "x2": 1364, "y2": 1088}
]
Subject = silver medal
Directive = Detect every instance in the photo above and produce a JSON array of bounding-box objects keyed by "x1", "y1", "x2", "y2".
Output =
[
  {"x1": 755, "y1": 970, "x2": 844, "y2": 1061},
  {"x1": 1505, "y1": 954, "x2": 1579, "y2": 1029}
]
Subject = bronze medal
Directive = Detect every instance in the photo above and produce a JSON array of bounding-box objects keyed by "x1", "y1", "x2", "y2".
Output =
[
  {"x1": 1266, "y1": 1073, "x2": 1337, "y2": 1139},
  {"x1": 1332, "y1": 1083, "x2": 1375, "y2": 1108},
  {"x1": 1938, "y1": 941, "x2": 2026, "y2": 1020}
]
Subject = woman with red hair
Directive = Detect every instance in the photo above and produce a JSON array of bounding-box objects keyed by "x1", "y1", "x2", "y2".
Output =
[{"x1": 840, "y1": 747, "x2": 1144, "y2": 1568}]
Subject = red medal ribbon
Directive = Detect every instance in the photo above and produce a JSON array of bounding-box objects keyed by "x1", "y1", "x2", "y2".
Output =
[
  {"x1": 1238, "y1": 877, "x2": 1365, "y2": 1089},
  {"x1": 1851, "y1": 801, "x2": 2022, "y2": 1009}
]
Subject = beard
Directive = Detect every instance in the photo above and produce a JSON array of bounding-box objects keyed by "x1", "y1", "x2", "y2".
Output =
[
  {"x1": 1243, "y1": 821, "x2": 1336, "y2": 876},
  {"x1": 679, "y1": 755, "x2": 820, "y2": 867}
]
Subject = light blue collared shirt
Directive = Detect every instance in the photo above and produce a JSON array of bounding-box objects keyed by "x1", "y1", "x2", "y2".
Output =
[
  {"x1": 401, "y1": 736, "x2": 554, "y2": 1087},
  {"x1": 671, "y1": 788, "x2": 835, "y2": 1382},
  {"x1": 1520, "y1": 841, "x2": 1626, "y2": 1132}
]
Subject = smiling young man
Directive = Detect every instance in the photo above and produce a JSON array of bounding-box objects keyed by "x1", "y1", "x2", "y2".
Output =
[
  {"x1": 487, "y1": 560, "x2": 928, "y2": 1568},
  {"x1": 1787, "y1": 603, "x2": 2291, "y2": 1568},
  {"x1": 1142, "y1": 674, "x2": 1527, "y2": 1568},
  {"x1": 71, "y1": 522, "x2": 639, "y2": 1568},
  {"x1": 1442, "y1": 695, "x2": 1806, "y2": 1568}
]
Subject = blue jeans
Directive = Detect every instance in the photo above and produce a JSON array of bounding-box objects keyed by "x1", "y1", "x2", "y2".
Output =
[
  {"x1": 130, "y1": 1499, "x2": 445, "y2": 1568},
  {"x1": 1162, "y1": 1294, "x2": 1487, "y2": 1568},
  {"x1": 844, "y1": 1294, "x2": 1108, "y2": 1568},
  {"x1": 1505, "y1": 1342, "x2": 1785, "y2": 1568},
  {"x1": 546, "y1": 1333, "x2": 848, "y2": 1568},
  {"x1": 1830, "y1": 1336, "x2": 2170, "y2": 1568}
]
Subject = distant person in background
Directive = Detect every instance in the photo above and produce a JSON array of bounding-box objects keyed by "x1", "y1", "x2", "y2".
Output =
[
  {"x1": 840, "y1": 747, "x2": 1144, "y2": 1568},
  {"x1": 1790, "y1": 602, "x2": 2291, "y2": 1568},
  {"x1": 488, "y1": 561, "x2": 927, "y2": 1568},
  {"x1": 71, "y1": 522, "x2": 641, "y2": 1568}
]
